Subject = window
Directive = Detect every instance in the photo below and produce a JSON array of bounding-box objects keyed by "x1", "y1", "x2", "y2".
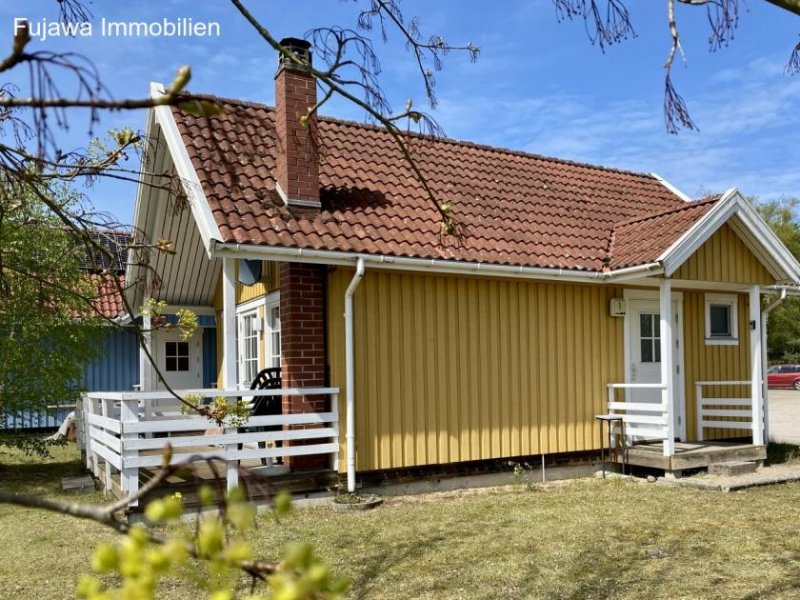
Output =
[
  {"x1": 639, "y1": 313, "x2": 661, "y2": 363},
  {"x1": 704, "y1": 294, "x2": 739, "y2": 345},
  {"x1": 165, "y1": 341, "x2": 189, "y2": 372},
  {"x1": 266, "y1": 303, "x2": 281, "y2": 368},
  {"x1": 239, "y1": 311, "x2": 260, "y2": 385}
]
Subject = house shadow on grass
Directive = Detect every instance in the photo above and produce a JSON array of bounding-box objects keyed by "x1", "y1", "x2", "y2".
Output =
[
  {"x1": 348, "y1": 528, "x2": 451, "y2": 600},
  {"x1": 0, "y1": 444, "x2": 92, "y2": 497},
  {"x1": 765, "y1": 442, "x2": 800, "y2": 466}
]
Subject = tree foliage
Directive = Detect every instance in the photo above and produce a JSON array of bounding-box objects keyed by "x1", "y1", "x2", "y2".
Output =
[
  {"x1": 0, "y1": 183, "x2": 103, "y2": 435},
  {"x1": 755, "y1": 197, "x2": 800, "y2": 363}
]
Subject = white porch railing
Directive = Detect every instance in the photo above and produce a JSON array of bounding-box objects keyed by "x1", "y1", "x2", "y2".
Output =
[
  {"x1": 606, "y1": 383, "x2": 670, "y2": 453},
  {"x1": 695, "y1": 381, "x2": 754, "y2": 442},
  {"x1": 80, "y1": 387, "x2": 339, "y2": 505}
]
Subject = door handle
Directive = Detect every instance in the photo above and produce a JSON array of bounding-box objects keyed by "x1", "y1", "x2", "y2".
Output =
[{"x1": 631, "y1": 364, "x2": 637, "y2": 380}]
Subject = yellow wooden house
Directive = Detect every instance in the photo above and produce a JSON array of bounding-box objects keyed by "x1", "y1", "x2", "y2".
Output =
[{"x1": 115, "y1": 39, "x2": 800, "y2": 493}]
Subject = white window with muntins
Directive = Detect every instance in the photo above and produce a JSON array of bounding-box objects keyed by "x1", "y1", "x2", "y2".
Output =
[
  {"x1": 238, "y1": 309, "x2": 261, "y2": 387},
  {"x1": 165, "y1": 341, "x2": 190, "y2": 372},
  {"x1": 704, "y1": 293, "x2": 739, "y2": 345},
  {"x1": 638, "y1": 313, "x2": 661, "y2": 364},
  {"x1": 153, "y1": 328, "x2": 202, "y2": 391},
  {"x1": 266, "y1": 301, "x2": 281, "y2": 369}
]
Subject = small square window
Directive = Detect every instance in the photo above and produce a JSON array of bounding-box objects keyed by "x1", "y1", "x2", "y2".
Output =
[
  {"x1": 709, "y1": 304, "x2": 731, "y2": 337},
  {"x1": 165, "y1": 340, "x2": 190, "y2": 372},
  {"x1": 705, "y1": 294, "x2": 739, "y2": 346}
]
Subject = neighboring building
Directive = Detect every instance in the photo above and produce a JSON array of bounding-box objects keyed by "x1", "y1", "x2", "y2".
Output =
[
  {"x1": 125, "y1": 39, "x2": 800, "y2": 482},
  {"x1": 4, "y1": 230, "x2": 217, "y2": 430}
]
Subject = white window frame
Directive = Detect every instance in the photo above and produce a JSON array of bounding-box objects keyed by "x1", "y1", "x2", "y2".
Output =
[
  {"x1": 234, "y1": 292, "x2": 281, "y2": 387},
  {"x1": 264, "y1": 292, "x2": 281, "y2": 369},
  {"x1": 704, "y1": 293, "x2": 739, "y2": 346},
  {"x1": 237, "y1": 308, "x2": 261, "y2": 388},
  {"x1": 236, "y1": 297, "x2": 263, "y2": 389}
]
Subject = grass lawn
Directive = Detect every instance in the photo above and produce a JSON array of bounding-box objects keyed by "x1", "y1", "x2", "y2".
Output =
[{"x1": 4, "y1": 444, "x2": 800, "y2": 599}]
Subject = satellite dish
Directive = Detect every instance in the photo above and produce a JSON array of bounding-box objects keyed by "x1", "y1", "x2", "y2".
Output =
[{"x1": 238, "y1": 259, "x2": 262, "y2": 285}]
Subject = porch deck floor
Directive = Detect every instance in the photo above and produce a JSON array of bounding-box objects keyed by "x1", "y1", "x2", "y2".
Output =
[{"x1": 617, "y1": 440, "x2": 766, "y2": 472}]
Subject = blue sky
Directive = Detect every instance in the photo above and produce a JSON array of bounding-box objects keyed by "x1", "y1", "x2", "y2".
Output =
[{"x1": 3, "y1": 0, "x2": 799, "y2": 223}]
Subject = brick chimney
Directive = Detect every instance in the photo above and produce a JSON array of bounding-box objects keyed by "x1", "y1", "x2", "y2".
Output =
[{"x1": 274, "y1": 37, "x2": 320, "y2": 209}]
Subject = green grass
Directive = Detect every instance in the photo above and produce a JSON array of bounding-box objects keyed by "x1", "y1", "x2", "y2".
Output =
[{"x1": 5, "y1": 444, "x2": 800, "y2": 598}]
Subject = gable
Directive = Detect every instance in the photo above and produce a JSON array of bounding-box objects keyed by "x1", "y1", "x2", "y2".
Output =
[{"x1": 673, "y1": 223, "x2": 775, "y2": 285}]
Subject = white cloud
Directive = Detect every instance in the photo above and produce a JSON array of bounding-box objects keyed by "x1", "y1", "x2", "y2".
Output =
[{"x1": 432, "y1": 54, "x2": 800, "y2": 202}]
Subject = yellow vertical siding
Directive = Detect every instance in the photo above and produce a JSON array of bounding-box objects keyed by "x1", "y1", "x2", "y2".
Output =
[
  {"x1": 213, "y1": 261, "x2": 281, "y2": 309},
  {"x1": 682, "y1": 290, "x2": 752, "y2": 440},
  {"x1": 327, "y1": 269, "x2": 625, "y2": 472},
  {"x1": 213, "y1": 261, "x2": 281, "y2": 386},
  {"x1": 673, "y1": 224, "x2": 775, "y2": 284}
]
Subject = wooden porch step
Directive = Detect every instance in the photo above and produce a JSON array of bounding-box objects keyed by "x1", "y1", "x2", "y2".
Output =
[
  {"x1": 708, "y1": 461, "x2": 759, "y2": 476},
  {"x1": 619, "y1": 441, "x2": 766, "y2": 472}
]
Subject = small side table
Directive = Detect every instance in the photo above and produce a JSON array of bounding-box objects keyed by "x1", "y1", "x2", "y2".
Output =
[{"x1": 595, "y1": 414, "x2": 626, "y2": 478}]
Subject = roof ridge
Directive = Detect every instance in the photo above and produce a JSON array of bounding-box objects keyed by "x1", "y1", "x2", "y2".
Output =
[
  {"x1": 612, "y1": 195, "x2": 721, "y2": 230},
  {"x1": 176, "y1": 92, "x2": 671, "y2": 184}
]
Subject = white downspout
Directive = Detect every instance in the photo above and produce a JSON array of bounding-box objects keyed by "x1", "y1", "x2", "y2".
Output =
[
  {"x1": 344, "y1": 258, "x2": 365, "y2": 492},
  {"x1": 761, "y1": 287, "x2": 787, "y2": 444}
]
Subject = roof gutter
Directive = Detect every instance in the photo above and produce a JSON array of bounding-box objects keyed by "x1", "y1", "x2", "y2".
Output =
[{"x1": 211, "y1": 242, "x2": 663, "y2": 283}]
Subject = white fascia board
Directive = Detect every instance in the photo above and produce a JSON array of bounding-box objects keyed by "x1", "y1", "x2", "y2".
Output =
[
  {"x1": 150, "y1": 82, "x2": 222, "y2": 258},
  {"x1": 650, "y1": 172, "x2": 692, "y2": 203},
  {"x1": 658, "y1": 188, "x2": 800, "y2": 283},
  {"x1": 212, "y1": 241, "x2": 663, "y2": 283},
  {"x1": 125, "y1": 107, "x2": 160, "y2": 312},
  {"x1": 730, "y1": 191, "x2": 800, "y2": 282},
  {"x1": 658, "y1": 188, "x2": 740, "y2": 276}
]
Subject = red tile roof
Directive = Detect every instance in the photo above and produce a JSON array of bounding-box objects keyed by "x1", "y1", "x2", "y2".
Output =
[
  {"x1": 171, "y1": 96, "x2": 718, "y2": 273},
  {"x1": 609, "y1": 197, "x2": 720, "y2": 270},
  {"x1": 88, "y1": 273, "x2": 125, "y2": 319}
]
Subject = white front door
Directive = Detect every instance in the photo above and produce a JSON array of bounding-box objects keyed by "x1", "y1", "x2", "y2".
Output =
[
  {"x1": 153, "y1": 328, "x2": 203, "y2": 391},
  {"x1": 626, "y1": 296, "x2": 684, "y2": 439}
]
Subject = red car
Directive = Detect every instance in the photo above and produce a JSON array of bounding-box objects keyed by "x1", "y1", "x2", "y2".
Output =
[{"x1": 767, "y1": 365, "x2": 800, "y2": 390}]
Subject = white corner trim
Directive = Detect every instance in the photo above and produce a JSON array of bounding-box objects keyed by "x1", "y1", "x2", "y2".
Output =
[
  {"x1": 150, "y1": 81, "x2": 222, "y2": 258},
  {"x1": 651, "y1": 172, "x2": 692, "y2": 203}
]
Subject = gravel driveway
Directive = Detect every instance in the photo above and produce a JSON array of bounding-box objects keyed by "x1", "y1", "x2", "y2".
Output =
[{"x1": 768, "y1": 389, "x2": 800, "y2": 444}]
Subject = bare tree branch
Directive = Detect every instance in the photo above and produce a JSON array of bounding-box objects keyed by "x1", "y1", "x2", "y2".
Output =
[
  {"x1": 0, "y1": 452, "x2": 281, "y2": 580},
  {"x1": 553, "y1": 0, "x2": 636, "y2": 50}
]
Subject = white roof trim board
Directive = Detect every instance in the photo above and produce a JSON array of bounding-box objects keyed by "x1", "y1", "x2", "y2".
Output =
[
  {"x1": 657, "y1": 188, "x2": 800, "y2": 283},
  {"x1": 150, "y1": 82, "x2": 222, "y2": 257},
  {"x1": 650, "y1": 172, "x2": 692, "y2": 203},
  {"x1": 145, "y1": 80, "x2": 799, "y2": 287}
]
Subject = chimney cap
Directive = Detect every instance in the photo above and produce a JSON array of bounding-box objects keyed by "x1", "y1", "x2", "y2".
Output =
[{"x1": 278, "y1": 37, "x2": 312, "y2": 69}]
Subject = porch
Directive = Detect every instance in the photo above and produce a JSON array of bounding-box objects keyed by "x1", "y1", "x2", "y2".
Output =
[
  {"x1": 604, "y1": 277, "x2": 768, "y2": 473},
  {"x1": 615, "y1": 440, "x2": 766, "y2": 471},
  {"x1": 606, "y1": 379, "x2": 767, "y2": 472},
  {"x1": 78, "y1": 387, "x2": 340, "y2": 506}
]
